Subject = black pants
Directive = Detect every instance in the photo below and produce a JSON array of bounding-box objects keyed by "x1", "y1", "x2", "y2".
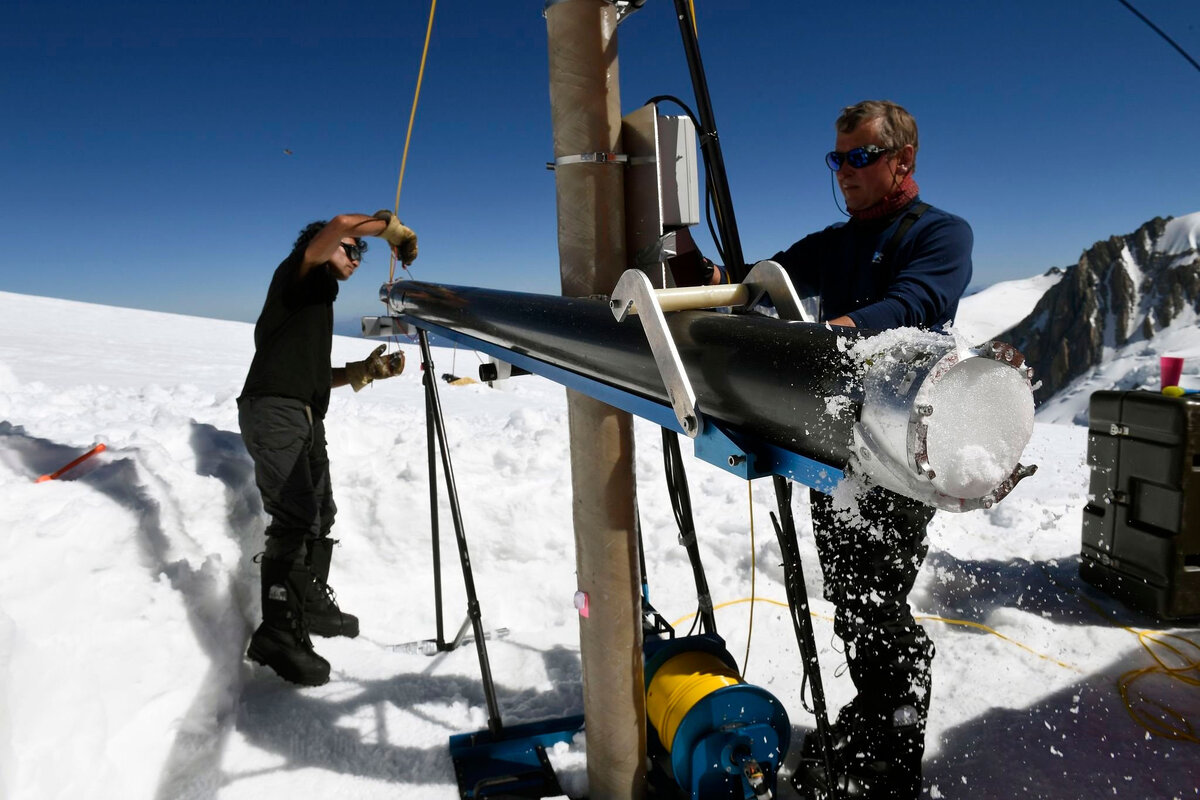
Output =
[
  {"x1": 810, "y1": 486, "x2": 935, "y2": 732},
  {"x1": 239, "y1": 396, "x2": 336, "y2": 563}
]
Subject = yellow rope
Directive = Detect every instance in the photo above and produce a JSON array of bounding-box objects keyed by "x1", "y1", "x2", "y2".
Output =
[
  {"x1": 1069, "y1": 585, "x2": 1200, "y2": 743},
  {"x1": 1033, "y1": 563, "x2": 1200, "y2": 744},
  {"x1": 673, "y1": 589, "x2": 1200, "y2": 745},
  {"x1": 672, "y1": 598, "x2": 1079, "y2": 674},
  {"x1": 914, "y1": 614, "x2": 1081, "y2": 673},
  {"x1": 388, "y1": 0, "x2": 438, "y2": 285}
]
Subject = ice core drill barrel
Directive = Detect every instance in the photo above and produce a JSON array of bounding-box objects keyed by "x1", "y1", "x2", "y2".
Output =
[{"x1": 381, "y1": 281, "x2": 1037, "y2": 511}]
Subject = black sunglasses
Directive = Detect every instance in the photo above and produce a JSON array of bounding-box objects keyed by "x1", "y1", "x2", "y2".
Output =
[
  {"x1": 826, "y1": 144, "x2": 891, "y2": 171},
  {"x1": 340, "y1": 241, "x2": 365, "y2": 262}
]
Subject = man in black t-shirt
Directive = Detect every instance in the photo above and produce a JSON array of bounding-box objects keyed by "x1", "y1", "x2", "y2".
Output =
[{"x1": 238, "y1": 210, "x2": 417, "y2": 686}]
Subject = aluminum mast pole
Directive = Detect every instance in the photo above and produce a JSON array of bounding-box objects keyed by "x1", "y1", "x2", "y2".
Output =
[{"x1": 545, "y1": 2, "x2": 647, "y2": 797}]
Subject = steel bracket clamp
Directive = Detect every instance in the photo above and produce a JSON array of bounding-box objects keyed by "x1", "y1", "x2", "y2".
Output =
[{"x1": 608, "y1": 262, "x2": 811, "y2": 437}]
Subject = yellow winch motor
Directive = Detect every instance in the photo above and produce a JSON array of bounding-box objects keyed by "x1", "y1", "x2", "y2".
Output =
[{"x1": 644, "y1": 634, "x2": 790, "y2": 799}]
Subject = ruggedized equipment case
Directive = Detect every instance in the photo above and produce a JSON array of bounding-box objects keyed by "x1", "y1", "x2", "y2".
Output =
[{"x1": 1081, "y1": 390, "x2": 1200, "y2": 619}]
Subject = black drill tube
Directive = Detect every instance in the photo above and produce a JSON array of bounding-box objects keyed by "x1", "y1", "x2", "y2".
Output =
[{"x1": 385, "y1": 281, "x2": 862, "y2": 467}]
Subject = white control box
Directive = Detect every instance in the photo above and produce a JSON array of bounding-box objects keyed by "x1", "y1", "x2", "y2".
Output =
[{"x1": 658, "y1": 115, "x2": 699, "y2": 228}]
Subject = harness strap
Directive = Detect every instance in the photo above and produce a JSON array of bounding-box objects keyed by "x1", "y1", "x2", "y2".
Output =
[{"x1": 871, "y1": 201, "x2": 930, "y2": 298}]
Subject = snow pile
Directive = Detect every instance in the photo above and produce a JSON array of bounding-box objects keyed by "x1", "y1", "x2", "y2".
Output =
[
  {"x1": 953, "y1": 271, "x2": 1064, "y2": 347},
  {"x1": 1, "y1": 289, "x2": 1199, "y2": 799},
  {"x1": 1159, "y1": 210, "x2": 1200, "y2": 257}
]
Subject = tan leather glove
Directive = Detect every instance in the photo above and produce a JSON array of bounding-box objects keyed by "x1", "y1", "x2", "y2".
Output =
[
  {"x1": 373, "y1": 209, "x2": 418, "y2": 265},
  {"x1": 345, "y1": 345, "x2": 405, "y2": 392}
]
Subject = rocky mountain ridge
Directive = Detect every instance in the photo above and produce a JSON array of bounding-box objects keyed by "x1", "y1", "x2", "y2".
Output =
[{"x1": 996, "y1": 212, "x2": 1200, "y2": 405}]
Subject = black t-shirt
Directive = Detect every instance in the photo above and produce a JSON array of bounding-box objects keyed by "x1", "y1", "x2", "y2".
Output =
[{"x1": 239, "y1": 249, "x2": 339, "y2": 418}]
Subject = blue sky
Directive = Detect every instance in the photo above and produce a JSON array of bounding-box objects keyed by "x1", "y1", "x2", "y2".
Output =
[{"x1": 2, "y1": 1, "x2": 1198, "y2": 327}]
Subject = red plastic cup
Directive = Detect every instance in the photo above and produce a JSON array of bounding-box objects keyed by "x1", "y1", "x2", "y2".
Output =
[{"x1": 1160, "y1": 356, "x2": 1184, "y2": 389}]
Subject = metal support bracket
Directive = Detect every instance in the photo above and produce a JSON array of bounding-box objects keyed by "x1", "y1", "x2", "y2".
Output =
[
  {"x1": 552, "y1": 151, "x2": 629, "y2": 167},
  {"x1": 741, "y1": 260, "x2": 811, "y2": 322},
  {"x1": 361, "y1": 314, "x2": 415, "y2": 338},
  {"x1": 610, "y1": 269, "x2": 702, "y2": 437},
  {"x1": 608, "y1": 263, "x2": 811, "y2": 438}
]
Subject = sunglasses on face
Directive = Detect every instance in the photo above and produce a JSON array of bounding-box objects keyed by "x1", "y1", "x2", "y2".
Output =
[
  {"x1": 340, "y1": 242, "x2": 364, "y2": 262},
  {"x1": 825, "y1": 144, "x2": 891, "y2": 171}
]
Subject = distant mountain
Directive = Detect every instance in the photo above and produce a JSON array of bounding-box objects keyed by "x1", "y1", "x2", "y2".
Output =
[
  {"x1": 954, "y1": 270, "x2": 1065, "y2": 346},
  {"x1": 964, "y1": 211, "x2": 1200, "y2": 423}
]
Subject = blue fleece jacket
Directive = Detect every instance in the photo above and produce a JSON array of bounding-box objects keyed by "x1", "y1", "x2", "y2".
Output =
[{"x1": 769, "y1": 198, "x2": 973, "y2": 330}]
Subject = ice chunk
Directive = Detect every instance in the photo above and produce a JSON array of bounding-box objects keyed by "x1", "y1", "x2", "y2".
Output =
[{"x1": 923, "y1": 357, "x2": 1034, "y2": 498}]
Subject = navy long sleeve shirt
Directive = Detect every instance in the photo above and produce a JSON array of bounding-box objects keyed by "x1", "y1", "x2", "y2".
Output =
[{"x1": 769, "y1": 198, "x2": 973, "y2": 330}]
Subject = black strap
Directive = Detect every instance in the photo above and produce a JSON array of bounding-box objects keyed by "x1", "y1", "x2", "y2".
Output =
[
  {"x1": 873, "y1": 202, "x2": 930, "y2": 296},
  {"x1": 882, "y1": 202, "x2": 930, "y2": 265}
]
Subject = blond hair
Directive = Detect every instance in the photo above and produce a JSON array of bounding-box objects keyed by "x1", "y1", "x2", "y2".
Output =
[{"x1": 836, "y1": 100, "x2": 919, "y2": 172}]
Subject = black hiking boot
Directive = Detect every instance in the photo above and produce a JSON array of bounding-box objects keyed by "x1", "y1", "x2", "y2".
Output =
[
  {"x1": 247, "y1": 556, "x2": 331, "y2": 686},
  {"x1": 303, "y1": 538, "x2": 359, "y2": 638},
  {"x1": 794, "y1": 701, "x2": 923, "y2": 799}
]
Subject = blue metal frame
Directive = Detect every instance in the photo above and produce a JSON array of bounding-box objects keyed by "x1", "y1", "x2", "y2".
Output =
[{"x1": 399, "y1": 316, "x2": 842, "y2": 493}]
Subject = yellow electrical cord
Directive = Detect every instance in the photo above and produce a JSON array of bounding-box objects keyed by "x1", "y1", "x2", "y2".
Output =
[
  {"x1": 1060, "y1": 575, "x2": 1200, "y2": 744},
  {"x1": 673, "y1": 598, "x2": 1078, "y2": 672},
  {"x1": 673, "y1": 590, "x2": 1200, "y2": 745},
  {"x1": 388, "y1": 0, "x2": 438, "y2": 285}
]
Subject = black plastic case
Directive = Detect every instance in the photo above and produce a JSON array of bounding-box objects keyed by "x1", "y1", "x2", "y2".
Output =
[{"x1": 1081, "y1": 390, "x2": 1200, "y2": 619}]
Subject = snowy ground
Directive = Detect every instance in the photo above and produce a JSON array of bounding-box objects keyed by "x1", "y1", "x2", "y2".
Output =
[{"x1": 1, "y1": 289, "x2": 1198, "y2": 799}]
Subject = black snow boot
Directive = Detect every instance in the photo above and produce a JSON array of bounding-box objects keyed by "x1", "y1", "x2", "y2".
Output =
[
  {"x1": 794, "y1": 701, "x2": 923, "y2": 800},
  {"x1": 303, "y1": 537, "x2": 360, "y2": 638},
  {"x1": 247, "y1": 556, "x2": 331, "y2": 686}
]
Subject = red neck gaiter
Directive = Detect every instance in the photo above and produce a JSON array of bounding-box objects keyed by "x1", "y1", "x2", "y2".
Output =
[{"x1": 850, "y1": 175, "x2": 920, "y2": 220}]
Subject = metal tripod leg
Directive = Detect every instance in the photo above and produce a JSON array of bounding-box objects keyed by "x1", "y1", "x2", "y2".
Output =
[
  {"x1": 419, "y1": 329, "x2": 503, "y2": 735},
  {"x1": 771, "y1": 475, "x2": 841, "y2": 796},
  {"x1": 426, "y1": 367, "x2": 447, "y2": 651}
]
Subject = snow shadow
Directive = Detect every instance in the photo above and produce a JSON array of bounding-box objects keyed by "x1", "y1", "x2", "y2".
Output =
[
  {"x1": 0, "y1": 420, "x2": 106, "y2": 482},
  {"x1": 189, "y1": 420, "x2": 263, "y2": 546},
  {"x1": 923, "y1": 655, "x2": 1199, "y2": 799},
  {"x1": 230, "y1": 643, "x2": 584, "y2": 790},
  {"x1": 915, "y1": 551, "x2": 1169, "y2": 630},
  {"x1": 75, "y1": 455, "x2": 253, "y2": 800},
  {"x1": 780, "y1": 645, "x2": 1198, "y2": 800}
]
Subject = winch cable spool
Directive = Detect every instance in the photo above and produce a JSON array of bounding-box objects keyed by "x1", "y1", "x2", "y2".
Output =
[{"x1": 644, "y1": 634, "x2": 791, "y2": 799}]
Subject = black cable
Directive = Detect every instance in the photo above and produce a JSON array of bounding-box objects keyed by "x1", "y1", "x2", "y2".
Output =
[
  {"x1": 644, "y1": 94, "x2": 701, "y2": 131},
  {"x1": 830, "y1": 170, "x2": 850, "y2": 219},
  {"x1": 645, "y1": 94, "x2": 730, "y2": 264},
  {"x1": 662, "y1": 428, "x2": 717, "y2": 634},
  {"x1": 1116, "y1": 0, "x2": 1200, "y2": 74}
]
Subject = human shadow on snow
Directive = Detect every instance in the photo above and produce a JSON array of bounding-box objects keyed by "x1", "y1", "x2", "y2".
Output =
[
  {"x1": 922, "y1": 655, "x2": 1199, "y2": 800},
  {"x1": 145, "y1": 422, "x2": 265, "y2": 800},
  {"x1": 1, "y1": 420, "x2": 268, "y2": 800},
  {"x1": 82, "y1": 448, "x2": 255, "y2": 800},
  {"x1": 0, "y1": 420, "x2": 107, "y2": 482},
  {"x1": 783, "y1": 645, "x2": 1199, "y2": 800},
  {"x1": 228, "y1": 643, "x2": 585, "y2": 791}
]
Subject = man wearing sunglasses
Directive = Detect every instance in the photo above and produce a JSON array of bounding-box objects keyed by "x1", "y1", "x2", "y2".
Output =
[
  {"x1": 754, "y1": 101, "x2": 971, "y2": 799},
  {"x1": 237, "y1": 210, "x2": 418, "y2": 686}
]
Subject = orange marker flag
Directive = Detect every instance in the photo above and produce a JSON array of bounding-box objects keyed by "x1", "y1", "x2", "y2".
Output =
[{"x1": 36, "y1": 443, "x2": 107, "y2": 483}]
